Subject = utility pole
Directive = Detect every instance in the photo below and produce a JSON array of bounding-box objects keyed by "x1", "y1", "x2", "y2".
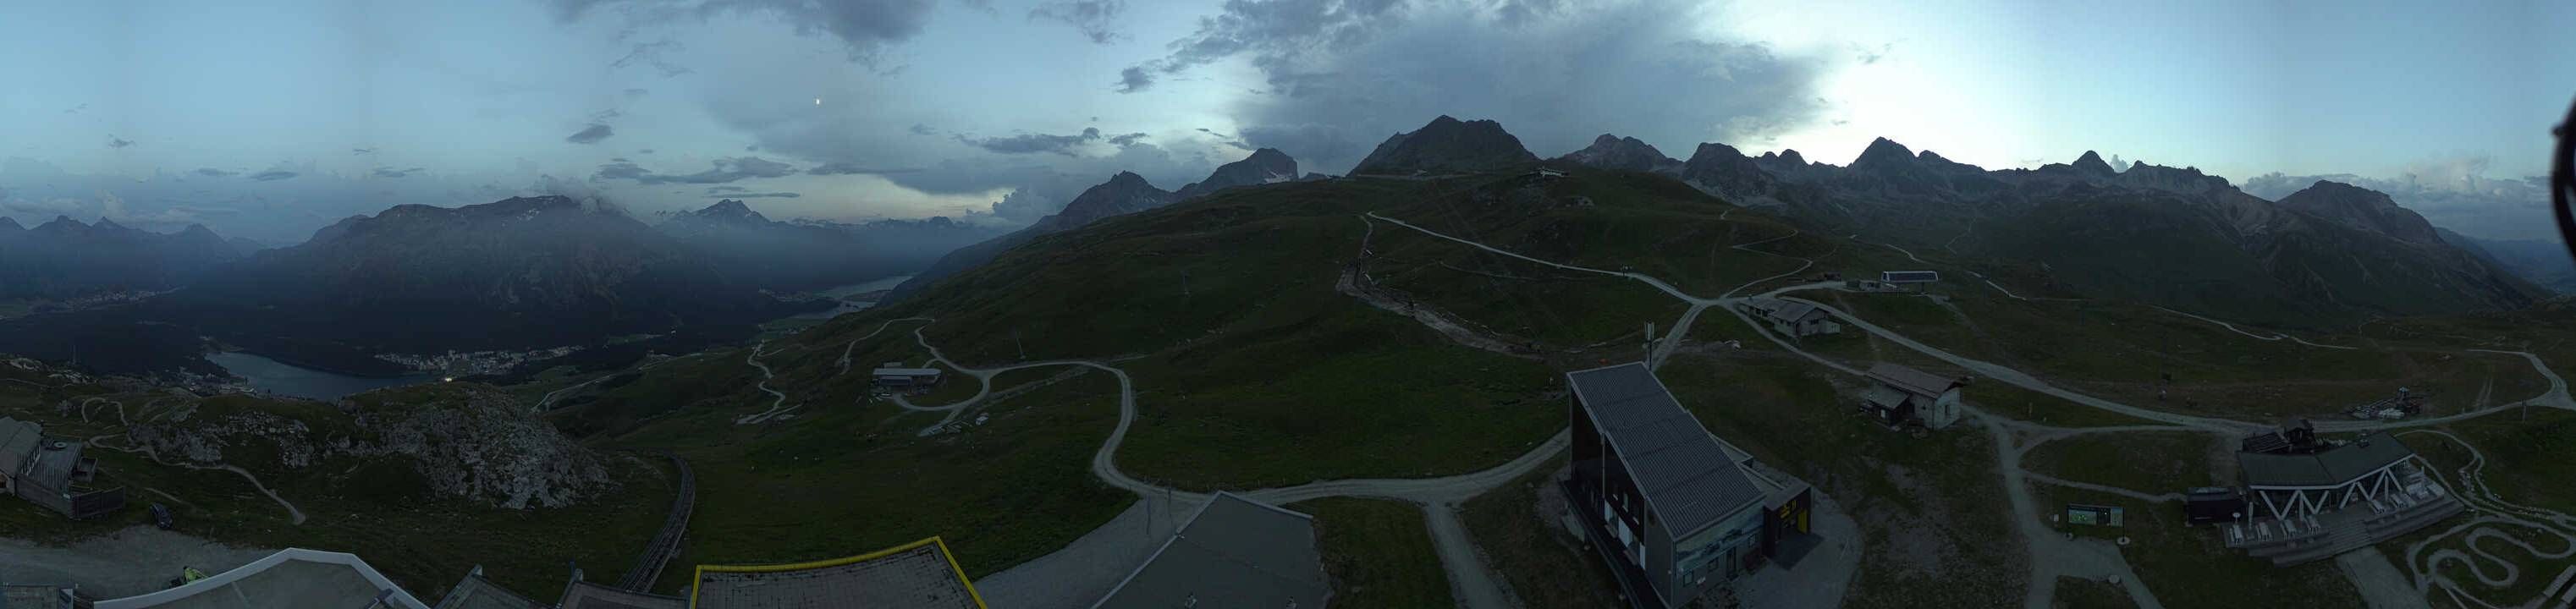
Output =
[
  {"x1": 1014, "y1": 330, "x2": 1027, "y2": 362},
  {"x1": 1643, "y1": 322, "x2": 1657, "y2": 370}
]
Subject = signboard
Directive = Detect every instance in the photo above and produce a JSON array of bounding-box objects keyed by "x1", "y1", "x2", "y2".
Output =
[
  {"x1": 2066, "y1": 503, "x2": 2126, "y2": 527},
  {"x1": 1881, "y1": 271, "x2": 1940, "y2": 283}
]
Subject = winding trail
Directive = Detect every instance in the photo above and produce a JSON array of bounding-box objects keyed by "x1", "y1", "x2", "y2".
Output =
[
  {"x1": 2151, "y1": 306, "x2": 2359, "y2": 351},
  {"x1": 2397, "y1": 429, "x2": 2576, "y2": 607},
  {"x1": 731, "y1": 343, "x2": 798, "y2": 425}
]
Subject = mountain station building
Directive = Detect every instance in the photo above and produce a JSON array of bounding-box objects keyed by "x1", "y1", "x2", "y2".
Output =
[
  {"x1": 1858, "y1": 364, "x2": 1968, "y2": 431},
  {"x1": 871, "y1": 363, "x2": 946, "y2": 394},
  {"x1": 1566, "y1": 363, "x2": 1818, "y2": 608}
]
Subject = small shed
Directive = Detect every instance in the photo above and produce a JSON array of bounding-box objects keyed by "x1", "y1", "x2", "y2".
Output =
[
  {"x1": 1860, "y1": 363, "x2": 1968, "y2": 430},
  {"x1": 1737, "y1": 298, "x2": 1841, "y2": 337}
]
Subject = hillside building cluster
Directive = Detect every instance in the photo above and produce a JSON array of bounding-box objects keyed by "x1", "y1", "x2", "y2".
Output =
[
  {"x1": 1858, "y1": 363, "x2": 1968, "y2": 431},
  {"x1": 2218, "y1": 421, "x2": 2462, "y2": 565}
]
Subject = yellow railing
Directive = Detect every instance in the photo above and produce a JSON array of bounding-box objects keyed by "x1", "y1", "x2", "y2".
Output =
[{"x1": 687, "y1": 536, "x2": 986, "y2": 609}]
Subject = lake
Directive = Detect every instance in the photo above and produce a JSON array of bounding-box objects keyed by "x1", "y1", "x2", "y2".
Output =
[
  {"x1": 206, "y1": 351, "x2": 439, "y2": 401},
  {"x1": 790, "y1": 274, "x2": 915, "y2": 320}
]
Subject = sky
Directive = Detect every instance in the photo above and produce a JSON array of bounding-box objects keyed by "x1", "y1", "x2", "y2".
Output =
[{"x1": 3, "y1": 0, "x2": 2569, "y2": 244}]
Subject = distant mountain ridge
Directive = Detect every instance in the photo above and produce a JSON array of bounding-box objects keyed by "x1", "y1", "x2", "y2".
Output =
[
  {"x1": 1550, "y1": 134, "x2": 2543, "y2": 325},
  {"x1": 0, "y1": 215, "x2": 249, "y2": 300},
  {"x1": 889, "y1": 148, "x2": 1310, "y2": 301},
  {"x1": 658, "y1": 198, "x2": 1005, "y2": 292}
]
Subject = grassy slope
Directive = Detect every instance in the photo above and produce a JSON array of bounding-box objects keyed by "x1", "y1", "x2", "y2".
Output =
[
  {"x1": 630, "y1": 370, "x2": 1131, "y2": 591},
  {"x1": 1291, "y1": 497, "x2": 1453, "y2": 607},
  {"x1": 2023, "y1": 431, "x2": 2232, "y2": 493}
]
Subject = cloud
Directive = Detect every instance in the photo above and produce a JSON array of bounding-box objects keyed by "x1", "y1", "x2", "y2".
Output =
[
  {"x1": 567, "y1": 123, "x2": 616, "y2": 144},
  {"x1": 707, "y1": 185, "x2": 748, "y2": 193},
  {"x1": 107, "y1": 136, "x2": 134, "y2": 148},
  {"x1": 1136, "y1": 0, "x2": 1830, "y2": 173},
  {"x1": 2, "y1": 196, "x2": 84, "y2": 215},
  {"x1": 625, "y1": 87, "x2": 651, "y2": 98},
  {"x1": 1106, "y1": 132, "x2": 1149, "y2": 147},
  {"x1": 1029, "y1": 0, "x2": 1126, "y2": 44},
  {"x1": 2243, "y1": 154, "x2": 2555, "y2": 240},
  {"x1": 372, "y1": 167, "x2": 426, "y2": 178},
  {"x1": 592, "y1": 156, "x2": 799, "y2": 184},
  {"x1": 1115, "y1": 66, "x2": 1155, "y2": 93},
  {"x1": 556, "y1": 0, "x2": 940, "y2": 63},
  {"x1": 249, "y1": 170, "x2": 300, "y2": 181},
  {"x1": 806, "y1": 162, "x2": 921, "y2": 175},
  {"x1": 957, "y1": 127, "x2": 1103, "y2": 155},
  {"x1": 611, "y1": 38, "x2": 695, "y2": 76},
  {"x1": 710, "y1": 191, "x2": 801, "y2": 198},
  {"x1": 352, "y1": 147, "x2": 375, "y2": 154},
  {"x1": 193, "y1": 168, "x2": 236, "y2": 178},
  {"x1": 908, "y1": 123, "x2": 938, "y2": 135}
]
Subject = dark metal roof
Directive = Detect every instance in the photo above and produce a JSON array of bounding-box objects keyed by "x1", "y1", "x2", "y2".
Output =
[
  {"x1": 432, "y1": 571, "x2": 544, "y2": 609},
  {"x1": 1566, "y1": 363, "x2": 1765, "y2": 539},
  {"x1": 555, "y1": 581, "x2": 683, "y2": 609},
  {"x1": 0, "y1": 417, "x2": 41, "y2": 477},
  {"x1": 1866, "y1": 363, "x2": 1959, "y2": 398},
  {"x1": 2239, "y1": 431, "x2": 2416, "y2": 488},
  {"x1": 1094, "y1": 491, "x2": 1329, "y2": 609},
  {"x1": 20, "y1": 437, "x2": 83, "y2": 488}
]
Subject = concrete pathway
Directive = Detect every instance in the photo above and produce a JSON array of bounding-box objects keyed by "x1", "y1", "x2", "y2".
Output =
[{"x1": 0, "y1": 526, "x2": 273, "y2": 599}]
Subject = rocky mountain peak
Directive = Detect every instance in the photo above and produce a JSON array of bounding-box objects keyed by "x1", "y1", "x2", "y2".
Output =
[
  {"x1": 1851, "y1": 137, "x2": 1918, "y2": 170},
  {"x1": 2072, "y1": 151, "x2": 2117, "y2": 177},
  {"x1": 1778, "y1": 149, "x2": 1807, "y2": 166},
  {"x1": 1557, "y1": 133, "x2": 1680, "y2": 173},
  {"x1": 2276, "y1": 180, "x2": 2447, "y2": 247},
  {"x1": 0, "y1": 217, "x2": 21, "y2": 233},
  {"x1": 1176, "y1": 149, "x2": 1302, "y2": 200},
  {"x1": 676, "y1": 199, "x2": 771, "y2": 225},
  {"x1": 1680, "y1": 141, "x2": 1778, "y2": 200},
  {"x1": 1349, "y1": 115, "x2": 1538, "y2": 175}
]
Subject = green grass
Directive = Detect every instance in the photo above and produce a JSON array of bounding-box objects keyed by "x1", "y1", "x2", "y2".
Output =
[
  {"x1": 629, "y1": 367, "x2": 1131, "y2": 592},
  {"x1": 2028, "y1": 486, "x2": 2363, "y2": 609},
  {"x1": 2023, "y1": 431, "x2": 2230, "y2": 494},
  {"x1": 1457, "y1": 455, "x2": 1626, "y2": 608},
  {"x1": 1365, "y1": 223, "x2": 1687, "y2": 348},
  {"x1": 1656, "y1": 354, "x2": 2025, "y2": 608},
  {"x1": 1290, "y1": 497, "x2": 1453, "y2": 607}
]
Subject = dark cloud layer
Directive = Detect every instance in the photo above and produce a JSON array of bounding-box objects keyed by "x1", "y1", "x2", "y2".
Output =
[
  {"x1": 249, "y1": 170, "x2": 299, "y2": 181},
  {"x1": 710, "y1": 191, "x2": 801, "y2": 198},
  {"x1": 1132, "y1": 0, "x2": 1830, "y2": 173},
  {"x1": 806, "y1": 162, "x2": 921, "y2": 175},
  {"x1": 372, "y1": 167, "x2": 427, "y2": 178},
  {"x1": 593, "y1": 156, "x2": 798, "y2": 184},
  {"x1": 1029, "y1": 0, "x2": 1126, "y2": 44},
  {"x1": 555, "y1": 0, "x2": 939, "y2": 62},
  {"x1": 193, "y1": 168, "x2": 235, "y2": 178},
  {"x1": 566, "y1": 123, "x2": 616, "y2": 144},
  {"x1": 957, "y1": 127, "x2": 1103, "y2": 156}
]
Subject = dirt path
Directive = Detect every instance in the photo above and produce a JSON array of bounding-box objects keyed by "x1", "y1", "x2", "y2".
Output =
[{"x1": 730, "y1": 342, "x2": 799, "y2": 425}]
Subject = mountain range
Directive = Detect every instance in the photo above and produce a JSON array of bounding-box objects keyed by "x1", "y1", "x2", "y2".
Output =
[
  {"x1": 889, "y1": 146, "x2": 1307, "y2": 300},
  {"x1": 658, "y1": 199, "x2": 1007, "y2": 293},
  {"x1": 0, "y1": 216, "x2": 254, "y2": 301},
  {"x1": 1552, "y1": 130, "x2": 2545, "y2": 326}
]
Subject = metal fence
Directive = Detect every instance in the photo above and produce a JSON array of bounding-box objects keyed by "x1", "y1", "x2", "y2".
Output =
[{"x1": 615, "y1": 451, "x2": 696, "y2": 592}]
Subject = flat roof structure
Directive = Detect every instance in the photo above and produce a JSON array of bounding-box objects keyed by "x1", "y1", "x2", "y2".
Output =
[
  {"x1": 870, "y1": 368, "x2": 943, "y2": 377},
  {"x1": 558, "y1": 580, "x2": 685, "y2": 609},
  {"x1": 2241, "y1": 431, "x2": 2417, "y2": 488},
  {"x1": 1093, "y1": 491, "x2": 1329, "y2": 609},
  {"x1": 690, "y1": 537, "x2": 983, "y2": 609},
  {"x1": 1566, "y1": 363, "x2": 1764, "y2": 540},
  {"x1": 95, "y1": 549, "x2": 432, "y2": 609},
  {"x1": 432, "y1": 568, "x2": 544, "y2": 609}
]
